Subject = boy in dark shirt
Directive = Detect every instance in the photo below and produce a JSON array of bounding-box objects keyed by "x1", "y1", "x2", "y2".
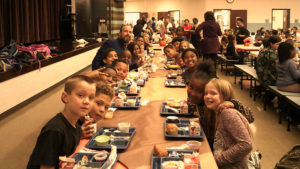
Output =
[
  {"x1": 235, "y1": 18, "x2": 250, "y2": 44},
  {"x1": 27, "y1": 75, "x2": 96, "y2": 169}
]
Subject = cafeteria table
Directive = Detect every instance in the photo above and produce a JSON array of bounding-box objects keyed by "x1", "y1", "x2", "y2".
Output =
[{"x1": 72, "y1": 49, "x2": 218, "y2": 169}]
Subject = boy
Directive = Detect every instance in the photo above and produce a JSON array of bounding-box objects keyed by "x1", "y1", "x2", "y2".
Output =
[
  {"x1": 164, "y1": 45, "x2": 179, "y2": 62},
  {"x1": 27, "y1": 75, "x2": 96, "y2": 169},
  {"x1": 112, "y1": 59, "x2": 129, "y2": 81},
  {"x1": 81, "y1": 82, "x2": 115, "y2": 138},
  {"x1": 83, "y1": 66, "x2": 117, "y2": 84},
  {"x1": 171, "y1": 37, "x2": 184, "y2": 52},
  {"x1": 119, "y1": 50, "x2": 132, "y2": 65}
]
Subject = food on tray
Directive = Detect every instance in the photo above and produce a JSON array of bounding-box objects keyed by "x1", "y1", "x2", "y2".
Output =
[
  {"x1": 189, "y1": 118, "x2": 200, "y2": 124},
  {"x1": 166, "y1": 123, "x2": 178, "y2": 135},
  {"x1": 137, "y1": 79, "x2": 144, "y2": 85},
  {"x1": 166, "y1": 101, "x2": 181, "y2": 109},
  {"x1": 105, "y1": 108, "x2": 116, "y2": 119},
  {"x1": 167, "y1": 64, "x2": 180, "y2": 69},
  {"x1": 118, "y1": 122, "x2": 131, "y2": 133},
  {"x1": 189, "y1": 122, "x2": 201, "y2": 136},
  {"x1": 114, "y1": 97, "x2": 124, "y2": 107},
  {"x1": 100, "y1": 145, "x2": 118, "y2": 169},
  {"x1": 94, "y1": 135, "x2": 110, "y2": 146},
  {"x1": 161, "y1": 161, "x2": 184, "y2": 169},
  {"x1": 81, "y1": 155, "x2": 89, "y2": 165},
  {"x1": 118, "y1": 92, "x2": 127, "y2": 100},
  {"x1": 180, "y1": 101, "x2": 188, "y2": 114},
  {"x1": 130, "y1": 83, "x2": 138, "y2": 94},
  {"x1": 126, "y1": 99, "x2": 136, "y2": 107},
  {"x1": 186, "y1": 141, "x2": 201, "y2": 151},
  {"x1": 184, "y1": 152, "x2": 199, "y2": 169},
  {"x1": 153, "y1": 144, "x2": 168, "y2": 157},
  {"x1": 166, "y1": 116, "x2": 179, "y2": 123},
  {"x1": 59, "y1": 156, "x2": 75, "y2": 169},
  {"x1": 94, "y1": 151, "x2": 108, "y2": 161}
]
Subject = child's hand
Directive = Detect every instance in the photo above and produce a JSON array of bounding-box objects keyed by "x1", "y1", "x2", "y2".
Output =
[
  {"x1": 81, "y1": 119, "x2": 95, "y2": 139},
  {"x1": 217, "y1": 101, "x2": 234, "y2": 113},
  {"x1": 84, "y1": 67, "x2": 106, "y2": 81}
]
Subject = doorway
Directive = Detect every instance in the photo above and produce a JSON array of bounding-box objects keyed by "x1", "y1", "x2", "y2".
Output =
[
  {"x1": 157, "y1": 12, "x2": 169, "y2": 21},
  {"x1": 125, "y1": 12, "x2": 140, "y2": 26},
  {"x1": 169, "y1": 10, "x2": 180, "y2": 26},
  {"x1": 230, "y1": 10, "x2": 247, "y2": 29},
  {"x1": 214, "y1": 9, "x2": 231, "y2": 32},
  {"x1": 272, "y1": 9, "x2": 290, "y2": 30}
]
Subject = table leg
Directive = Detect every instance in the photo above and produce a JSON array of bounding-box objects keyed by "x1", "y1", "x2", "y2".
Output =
[
  {"x1": 234, "y1": 67, "x2": 237, "y2": 84},
  {"x1": 250, "y1": 77, "x2": 253, "y2": 97}
]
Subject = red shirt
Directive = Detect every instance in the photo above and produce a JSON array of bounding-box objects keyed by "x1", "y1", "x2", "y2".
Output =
[{"x1": 182, "y1": 24, "x2": 193, "y2": 39}]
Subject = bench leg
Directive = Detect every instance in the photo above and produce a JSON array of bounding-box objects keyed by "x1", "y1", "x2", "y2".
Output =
[
  {"x1": 250, "y1": 78, "x2": 253, "y2": 97},
  {"x1": 241, "y1": 73, "x2": 243, "y2": 90}
]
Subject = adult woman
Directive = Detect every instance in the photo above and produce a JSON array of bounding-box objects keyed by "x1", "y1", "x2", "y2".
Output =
[{"x1": 196, "y1": 11, "x2": 222, "y2": 68}]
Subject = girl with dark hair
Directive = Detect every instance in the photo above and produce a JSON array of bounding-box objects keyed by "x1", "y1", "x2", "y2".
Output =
[
  {"x1": 99, "y1": 48, "x2": 118, "y2": 67},
  {"x1": 127, "y1": 42, "x2": 144, "y2": 71},
  {"x1": 181, "y1": 48, "x2": 200, "y2": 83},
  {"x1": 255, "y1": 35, "x2": 281, "y2": 86},
  {"x1": 224, "y1": 34, "x2": 239, "y2": 60},
  {"x1": 196, "y1": 11, "x2": 222, "y2": 69},
  {"x1": 276, "y1": 42, "x2": 300, "y2": 92}
]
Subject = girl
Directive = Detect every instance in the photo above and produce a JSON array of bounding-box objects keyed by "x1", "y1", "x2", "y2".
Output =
[
  {"x1": 171, "y1": 37, "x2": 184, "y2": 52},
  {"x1": 164, "y1": 45, "x2": 178, "y2": 61},
  {"x1": 187, "y1": 61, "x2": 254, "y2": 150},
  {"x1": 276, "y1": 42, "x2": 300, "y2": 92},
  {"x1": 204, "y1": 78, "x2": 252, "y2": 168},
  {"x1": 179, "y1": 41, "x2": 190, "y2": 52},
  {"x1": 112, "y1": 59, "x2": 129, "y2": 81},
  {"x1": 181, "y1": 48, "x2": 200, "y2": 83},
  {"x1": 127, "y1": 42, "x2": 144, "y2": 71},
  {"x1": 99, "y1": 48, "x2": 118, "y2": 67},
  {"x1": 224, "y1": 34, "x2": 239, "y2": 60}
]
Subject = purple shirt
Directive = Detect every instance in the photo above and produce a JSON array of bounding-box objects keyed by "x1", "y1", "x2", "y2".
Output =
[{"x1": 196, "y1": 20, "x2": 222, "y2": 54}]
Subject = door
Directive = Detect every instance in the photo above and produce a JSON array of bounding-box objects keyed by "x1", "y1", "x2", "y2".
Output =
[
  {"x1": 157, "y1": 12, "x2": 169, "y2": 20},
  {"x1": 272, "y1": 9, "x2": 290, "y2": 30},
  {"x1": 230, "y1": 10, "x2": 247, "y2": 29},
  {"x1": 140, "y1": 12, "x2": 148, "y2": 20}
]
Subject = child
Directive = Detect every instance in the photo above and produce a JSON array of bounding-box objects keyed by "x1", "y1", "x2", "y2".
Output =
[
  {"x1": 181, "y1": 48, "x2": 199, "y2": 83},
  {"x1": 179, "y1": 41, "x2": 190, "y2": 52},
  {"x1": 98, "y1": 48, "x2": 118, "y2": 67},
  {"x1": 83, "y1": 66, "x2": 117, "y2": 84},
  {"x1": 204, "y1": 78, "x2": 252, "y2": 168},
  {"x1": 276, "y1": 42, "x2": 300, "y2": 92},
  {"x1": 127, "y1": 42, "x2": 144, "y2": 71},
  {"x1": 119, "y1": 50, "x2": 132, "y2": 65},
  {"x1": 112, "y1": 59, "x2": 129, "y2": 81},
  {"x1": 219, "y1": 36, "x2": 228, "y2": 54},
  {"x1": 81, "y1": 82, "x2": 115, "y2": 138},
  {"x1": 171, "y1": 37, "x2": 184, "y2": 52},
  {"x1": 176, "y1": 26, "x2": 186, "y2": 40},
  {"x1": 187, "y1": 62, "x2": 254, "y2": 150},
  {"x1": 224, "y1": 34, "x2": 239, "y2": 60},
  {"x1": 27, "y1": 75, "x2": 96, "y2": 169},
  {"x1": 164, "y1": 45, "x2": 178, "y2": 62}
]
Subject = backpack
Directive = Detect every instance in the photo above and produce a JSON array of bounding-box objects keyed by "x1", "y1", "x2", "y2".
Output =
[{"x1": 274, "y1": 145, "x2": 300, "y2": 169}]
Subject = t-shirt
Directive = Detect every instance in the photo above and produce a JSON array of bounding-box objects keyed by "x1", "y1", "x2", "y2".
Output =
[
  {"x1": 235, "y1": 26, "x2": 250, "y2": 44},
  {"x1": 27, "y1": 113, "x2": 81, "y2": 169},
  {"x1": 276, "y1": 59, "x2": 300, "y2": 87}
]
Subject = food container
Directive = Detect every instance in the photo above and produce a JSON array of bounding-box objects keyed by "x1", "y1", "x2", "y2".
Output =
[
  {"x1": 126, "y1": 99, "x2": 136, "y2": 107},
  {"x1": 91, "y1": 123, "x2": 97, "y2": 134},
  {"x1": 166, "y1": 116, "x2": 179, "y2": 123},
  {"x1": 161, "y1": 161, "x2": 184, "y2": 169},
  {"x1": 118, "y1": 122, "x2": 131, "y2": 133},
  {"x1": 94, "y1": 135, "x2": 110, "y2": 146},
  {"x1": 186, "y1": 140, "x2": 201, "y2": 151}
]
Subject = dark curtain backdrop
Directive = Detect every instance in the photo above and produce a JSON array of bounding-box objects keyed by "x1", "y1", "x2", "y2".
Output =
[{"x1": 0, "y1": 0, "x2": 68, "y2": 47}]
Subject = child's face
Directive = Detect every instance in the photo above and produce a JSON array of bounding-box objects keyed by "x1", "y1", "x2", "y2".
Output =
[
  {"x1": 188, "y1": 78, "x2": 206, "y2": 105},
  {"x1": 63, "y1": 81, "x2": 96, "y2": 118},
  {"x1": 136, "y1": 37, "x2": 144, "y2": 46},
  {"x1": 115, "y1": 62, "x2": 128, "y2": 81},
  {"x1": 99, "y1": 69, "x2": 117, "y2": 84},
  {"x1": 180, "y1": 43, "x2": 189, "y2": 50},
  {"x1": 121, "y1": 51, "x2": 132, "y2": 64},
  {"x1": 173, "y1": 41, "x2": 180, "y2": 52},
  {"x1": 164, "y1": 48, "x2": 176, "y2": 58},
  {"x1": 133, "y1": 45, "x2": 140, "y2": 57},
  {"x1": 89, "y1": 93, "x2": 112, "y2": 122},
  {"x1": 176, "y1": 30, "x2": 184, "y2": 37},
  {"x1": 204, "y1": 82, "x2": 222, "y2": 112},
  {"x1": 183, "y1": 51, "x2": 197, "y2": 68},
  {"x1": 103, "y1": 51, "x2": 118, "y2": 66}
]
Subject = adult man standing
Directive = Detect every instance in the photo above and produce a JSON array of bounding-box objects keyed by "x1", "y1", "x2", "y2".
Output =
[
  {"x1": 235, "y1": 18, "x2": 250, "y2": 44},
  {"x1": 156, "y1": 17, "x2": 165, "y2": 33},
  {"x1": 92, "y1": 25, "x2": 132, "y2": 70}
]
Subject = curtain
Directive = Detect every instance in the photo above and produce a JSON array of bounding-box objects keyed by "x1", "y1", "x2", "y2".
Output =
[
  {"x1": 108, "y1": 0, "x2": 124, "y2": 38},
  {"x1": 0, "y1": 0, "x2": 68, "y2": 47}
]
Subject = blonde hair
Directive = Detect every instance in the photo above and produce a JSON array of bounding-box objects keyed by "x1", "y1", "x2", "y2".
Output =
[{"x1": 208, "y1": 78, "x2": 235, "y2": 101}]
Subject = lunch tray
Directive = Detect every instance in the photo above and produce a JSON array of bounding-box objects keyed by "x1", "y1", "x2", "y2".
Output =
[
  {"x1": 86, "y1": 127, "x2": 136, "y2": 151},
  {"x1": 160, "y1": 102, "x2": 193, "y2": 117},
  {"x1": 116, "y1": 86, "x2": 141, "y2": 96},
  {"x1": 165, "y1": 80, "x2": 186, "y2": 87},
  {"x1": 151, "y1": 150, "x2": 201, "y2": 169},
  {"x1": 111, "y1": 97, "x2": 141, "y2": 110},
  {"x1": 164, "y1": 65, "x2": 181, "y2": 70},
  {"x1": 135, "y1": 79, "x2": 146, "y2": 87},
  {"x1": 164, "y1": 119, "x2": 204, "y2": 139},
  {"x1": 72, "y1": 152, "x2": 119, "y2": 168},
  {"x1": 166, "y1": 73, "x2": 178, "y2": 79}
]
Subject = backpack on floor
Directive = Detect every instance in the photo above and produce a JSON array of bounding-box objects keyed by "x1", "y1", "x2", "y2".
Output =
[{"x1": 274, "y1": 145, "x2": 300, "y2": 169}]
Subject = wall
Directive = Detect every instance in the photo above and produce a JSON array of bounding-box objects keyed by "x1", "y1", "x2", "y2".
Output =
[
  {"x1": 0, "y1": 48, "x2": 98, "y2": 114},
  {"x1": 124, "y1": 0, "x2": 300, "y2": 32}
]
